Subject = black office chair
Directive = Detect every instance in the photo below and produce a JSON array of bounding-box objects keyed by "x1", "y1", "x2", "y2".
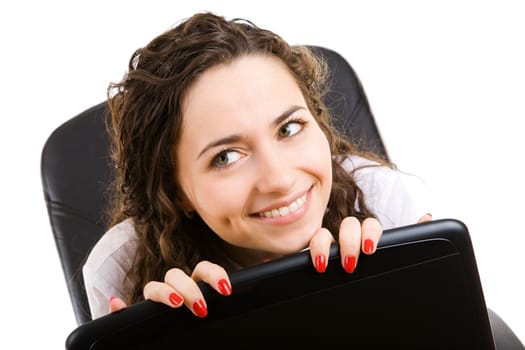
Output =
[{"x1": 40, "y1": 46, "x2": 523, "y2": 348}]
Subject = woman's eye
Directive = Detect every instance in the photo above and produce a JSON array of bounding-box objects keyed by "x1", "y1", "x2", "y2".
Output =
[
  {"x1": 212, "y1": 149, "x2": 243, "y2": 168},
  {"x1": 278, "y1": 121, "x2": 304, "y2": 138}
]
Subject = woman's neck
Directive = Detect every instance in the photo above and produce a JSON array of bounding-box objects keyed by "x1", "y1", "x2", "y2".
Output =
[{"x1": 219, "y1": 241, "x2": 283, "y2": 270}]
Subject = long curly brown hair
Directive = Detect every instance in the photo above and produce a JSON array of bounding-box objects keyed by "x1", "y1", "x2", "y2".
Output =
[{"x1": 107, "y1": 12, "x2": 390, "y2": 305}]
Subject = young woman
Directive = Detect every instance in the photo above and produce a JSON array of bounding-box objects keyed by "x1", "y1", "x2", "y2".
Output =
[{"x1": 83, "y1": 12, "x2": 431, "y2": 320}]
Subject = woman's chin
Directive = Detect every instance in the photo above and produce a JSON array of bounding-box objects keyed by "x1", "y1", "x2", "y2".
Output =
[{"x1": 268, "y1": 239, "x2": 311, "y2": 256}]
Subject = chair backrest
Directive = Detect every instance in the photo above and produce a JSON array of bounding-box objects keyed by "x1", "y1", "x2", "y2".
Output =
[{"x1": 40, "y1": 46, "x2": 388, "y2": 325}]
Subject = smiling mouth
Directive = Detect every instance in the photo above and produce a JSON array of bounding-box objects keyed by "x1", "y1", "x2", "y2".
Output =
[{"x1": 258, "y1": 193, "x2": 307, "y2": 218}]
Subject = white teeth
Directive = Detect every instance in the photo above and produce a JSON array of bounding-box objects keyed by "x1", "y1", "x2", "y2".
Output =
[
  {"x1": 259, "y1": 193, "x2": 307, "y2": 218},
  {"x1": 279, "y1": 207, "x2": 290, "y2": 216}
]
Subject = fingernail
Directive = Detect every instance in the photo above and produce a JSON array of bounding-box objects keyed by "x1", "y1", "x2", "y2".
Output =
[
  {"x1": 109, "y1": 296, "x2": 116, "y2": 302},
  {"x1": 364, "y1": 239, "x2": 374, "y2": 254},
  {"x1": 218, "y1": 278, "x2": 232, "y2": 296},
  {"x1": 193, "y1": 300, "x2": 208, "y2": 318},
  {"x1": 344, "y1": 256, "x2": 356, "y2": 273},
  {"x1": 169, "y1": 292, "x2": 183, "y2": 306},
  {"x1": 314, "y1": 254, "x2": 327, "y2": 273}
]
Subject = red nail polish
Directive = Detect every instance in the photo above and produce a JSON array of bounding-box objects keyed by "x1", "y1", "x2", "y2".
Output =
[
  {"x1": 193, "y1": 300, "x2": 208, "y2": 318},
  {"x1": 314, "y1": 254, "x2": 327, "y2": 273},
  {"x1": 169, "y1": 292, "x2": 183, "y2": 306},
  {"x1": 344, "y1": 256, "x2": 356, "y2": 273},
  {"x1": 218, "y1": 278, "x2": 232, "y2": 296},
  {"x1": 364, "y1": 239, "x2": 374, "y2": 254},
  {"x1": 109, "y1": 296, "x2": 116, "y2": 302}
]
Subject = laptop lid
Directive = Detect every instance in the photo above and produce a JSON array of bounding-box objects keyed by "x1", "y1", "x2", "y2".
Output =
[{"x1": 66, "y1": 219, "x2": 495, "y2": 349}]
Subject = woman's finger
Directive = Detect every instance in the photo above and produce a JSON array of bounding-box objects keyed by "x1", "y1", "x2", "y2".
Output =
[
  {"x1": 142, "y1": 268, "x2": 207, "y2": 318},
  {"x1": 108, "y1": 296, "x2": 127, "y2": 314},
  {"x1": 418, "y1": 213, "x2": 433, "y2": 223},
  {"x1": 308, "y1": 227, "x2": 335, "y2": 273},
  {"x1": 163, "y1": 268, "x2": 209, "y2": 318},
  {"x1": 338, "y1": 216, "x2": 362, "y2": 273},
  {"x1": 360, "y1": 217, "x2": 383, "y2": 255},
  {"x1": 143, "y1": 280, "x2": 186, "y2": 309},
  {"x1": 191, "y1": 261, "x2": 232, "y2": 297}
]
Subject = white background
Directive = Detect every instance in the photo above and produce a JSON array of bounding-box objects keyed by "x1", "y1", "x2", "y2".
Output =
[{"x1": 1, "y1": 1, "x2": 523, "y2": 348}]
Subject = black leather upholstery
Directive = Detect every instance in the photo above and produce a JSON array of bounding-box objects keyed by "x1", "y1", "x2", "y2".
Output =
[
  {"x1": 488, "y1": 309, "x2": 525, "y2": 349},
  {"x1": 40, "y1": 46, "x2": 523, "y2": 349},
  {"x1": 309, "y1": 46, "x2": 388, "y2": 159},
  {"x1": 41, "y1": 101, "x2": 113, "y2": 325}
]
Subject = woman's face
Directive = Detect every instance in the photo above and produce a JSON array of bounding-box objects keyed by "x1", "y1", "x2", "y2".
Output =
[{"x1": 176, "y1": 55, "x2": 332, "y2": 256}]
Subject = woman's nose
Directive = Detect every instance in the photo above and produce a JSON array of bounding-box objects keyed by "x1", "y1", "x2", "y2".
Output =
[{"x1": 253, "y1": 149, "x2": 295, "y2": 194}]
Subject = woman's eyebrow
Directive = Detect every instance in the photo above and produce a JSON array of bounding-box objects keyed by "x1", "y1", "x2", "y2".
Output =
[
  {"x1": 197, "y1": 105, "x2": 306, "y2": 159},
  {"x1": 272, "y1": 105, "x2": 306, "y2": 127},
  {"x1": 197, "y1": 134, "x2": 242, "y2": 160}
]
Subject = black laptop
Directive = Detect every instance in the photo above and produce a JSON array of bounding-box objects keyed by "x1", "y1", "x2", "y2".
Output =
[{"x1": 65, "y1": 219, "x2": 495, "y2": 349}]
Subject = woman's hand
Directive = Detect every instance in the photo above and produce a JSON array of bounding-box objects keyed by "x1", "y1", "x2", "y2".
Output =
[
  {"x1": 108, "y1": 261, "x2": 232, "y2": 318},
  {"x1": 418, "y1": 213, "x2": 432, "y2": 223},
  {"x1": 109, "y1": 296, "x2": 128, "y2": 313},
  {"x1": 309, "y1": 217, "x2": 383, "y2": 274},
  {"x1": 309, "y1": 213, "x2": 433, "y2": 274}
]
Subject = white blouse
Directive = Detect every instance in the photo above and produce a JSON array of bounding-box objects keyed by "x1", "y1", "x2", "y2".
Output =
[{"x1": 83, "y1": 155, "x2": 431, "y2": 319}]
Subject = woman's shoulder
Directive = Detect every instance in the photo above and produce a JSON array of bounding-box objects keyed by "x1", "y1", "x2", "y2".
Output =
[
  {"x1": 83, "y1": 218, "x2": 138, "y2": 319},
  {"x1": 83, "y1": 218, "x2": 138, "y2": 272},
  {"x1": 339, "y1": 154, "x2": 380, "y2": 169},
  {"x1": 340, "y1": 154, "x2": 399, "y2": 185},
  {"x1": 340, "y1": 154, "x2": 432, "y2": 229}
]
